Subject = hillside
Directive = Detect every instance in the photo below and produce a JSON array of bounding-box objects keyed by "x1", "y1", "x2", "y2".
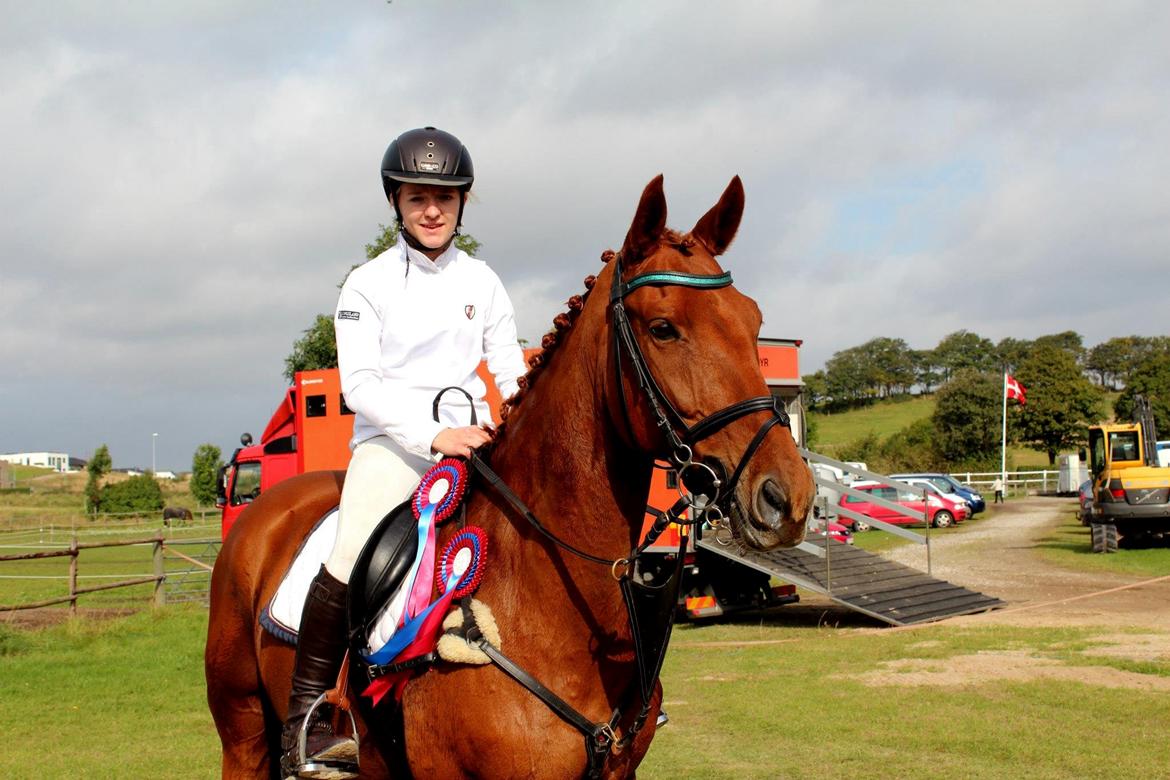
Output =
[{"x1": 808, "y1": 395, "x2": 1055, "y2": 469}]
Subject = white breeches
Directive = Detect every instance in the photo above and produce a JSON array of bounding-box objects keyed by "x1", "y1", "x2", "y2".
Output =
[{"x1": 324, "y1": 435, "x2": 432, "y2": 583}]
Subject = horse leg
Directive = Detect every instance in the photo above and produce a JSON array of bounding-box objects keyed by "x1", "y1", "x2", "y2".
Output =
[{"x1": 206, "y1": 578, "x2": 277, "y2": 778}]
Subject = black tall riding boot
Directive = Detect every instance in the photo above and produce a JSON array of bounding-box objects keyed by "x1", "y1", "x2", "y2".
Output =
[{"x1": 280, "y1": 565, "x2": 358, "y2": 780}]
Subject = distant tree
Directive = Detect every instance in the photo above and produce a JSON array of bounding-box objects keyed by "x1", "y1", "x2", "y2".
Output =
[
  {"x1": 823, "y1": 347, "x2": 870, "y2": 404},
  {"x1": 860, "y1": 337, "x2": 915, "y2": 397},
  {"x1": 1032, "y1": 331, "x2": 1084, "y2": 364},
  {"x1": 995, "y1": 337, "x2": 1033, "y2": 374},
  {"x1": 933, "y1": 330, "x2": 998, "y2": 383},
  {"x1": 802, "y1": 370, "x2": 829, "y2": 409},
  {"x1": 285, "y1": 223, "x2": 482, "y2": 381},
  {"x1": 911, "y1": 349, "x2": 942, "y2": 393},
  {"x1": 190, "y1": 444, "x2": 223, "y2": 507},
  {"x1": 85, "y1": 444, "x2": 112, "y2": 514},
  {"x1": 1016, "y1": 345, "x2": 1103, "y2": 464},
  {"x1": 98, "y1": 474, "x2": 164, "y2": 515},
  {"x1": 932, "y1": 370, "x2": 1002, "y2": 464},
  {"x1": 283, "y1": 314, "x2": 338, "y2": 383},
  {"x1": 1114, "y1": 349, "x2": 1170, "y2": 434},
  {"x1": 1085, "y1": 338, "x2": 1131, "y2": 389}
]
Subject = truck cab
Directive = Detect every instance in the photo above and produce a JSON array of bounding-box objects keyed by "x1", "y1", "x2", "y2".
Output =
[{"x1": 216, "y1": 369, "x2": 353, "y2": 540}]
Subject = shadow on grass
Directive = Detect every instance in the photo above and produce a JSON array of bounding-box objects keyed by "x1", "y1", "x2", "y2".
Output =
[{"x1": 676, "y1": 601, "x2": 887, "y2": 633}]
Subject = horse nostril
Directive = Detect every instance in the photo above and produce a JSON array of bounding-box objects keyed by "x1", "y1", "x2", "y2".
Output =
[
  {"x1": 763, "y1": 479, "x2": 788, "y2": 514},
  {"x1": 752, "y1": 478, "x2": 789, "y2": 531}
]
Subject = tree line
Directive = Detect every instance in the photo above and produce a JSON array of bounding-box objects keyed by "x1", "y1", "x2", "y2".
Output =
[{"x1": 805, "y1": 332, "x2": 1170, "y2": 470}]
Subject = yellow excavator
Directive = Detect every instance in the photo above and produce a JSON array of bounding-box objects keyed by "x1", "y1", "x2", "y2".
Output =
[{"x1": 1085, "y1": 395, "x2": 1170, "y2": 552}]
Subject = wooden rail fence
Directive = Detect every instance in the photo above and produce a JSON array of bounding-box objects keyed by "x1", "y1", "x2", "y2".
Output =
[{"x1": 0, "y1": 535, "x2": 219, "y2": 613}]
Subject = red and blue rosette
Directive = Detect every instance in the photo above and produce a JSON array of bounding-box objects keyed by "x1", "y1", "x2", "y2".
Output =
[
  {"x1": 412, "y1": 458, "x2": 468, "y2": 525},
  {"x1": 436, "y1": 526, "x2": 488, "y2": 599}
]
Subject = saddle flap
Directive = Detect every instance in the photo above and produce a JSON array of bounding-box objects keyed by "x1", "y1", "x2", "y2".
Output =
[{"x1": 347, "y1": 499, "x2": 420, "y2": 643}]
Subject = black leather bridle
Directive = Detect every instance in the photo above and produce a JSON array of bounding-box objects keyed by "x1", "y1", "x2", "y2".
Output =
[{"x1": 608, "y1": 251, "x2": 791, "y2": 524}]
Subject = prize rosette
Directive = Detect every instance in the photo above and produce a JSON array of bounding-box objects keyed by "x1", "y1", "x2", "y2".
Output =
[
  {"x1": 437, "y1": 526, "x2": 488, "y2": 599},
  {"x1": 412, "y1": 458, "x2": 468, "y2": 524}
]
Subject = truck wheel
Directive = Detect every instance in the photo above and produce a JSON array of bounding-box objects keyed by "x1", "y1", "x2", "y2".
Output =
[
  {"x1": 932, "y1": 510, "x2": 954, "y2": 529},
  {"x1": 1091, "y1": 523, "x2": 1119, "y2": 553}
]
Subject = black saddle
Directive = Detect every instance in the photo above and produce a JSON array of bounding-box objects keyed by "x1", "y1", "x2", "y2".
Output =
[{"x1": 346, "y1": 500, "x2": 420, "y2": 646}]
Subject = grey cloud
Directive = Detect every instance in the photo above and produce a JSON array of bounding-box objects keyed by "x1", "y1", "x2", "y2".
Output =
[{"x1": 2, "y1": 2, "x2": 1168, "y2": 468}]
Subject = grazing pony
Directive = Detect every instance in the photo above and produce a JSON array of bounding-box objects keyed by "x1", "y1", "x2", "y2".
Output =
[{"x1": 206, "y1": 174, "x2": 814, "y2": 778}]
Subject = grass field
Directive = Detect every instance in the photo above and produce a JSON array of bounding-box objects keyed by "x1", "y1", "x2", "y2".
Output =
[
  {"x1": 1036, "y1": 506, "x2": 1170, "y2": 578},
  {"x1": 2, "y1": 606, "x2": 1167, "y2": 779}
]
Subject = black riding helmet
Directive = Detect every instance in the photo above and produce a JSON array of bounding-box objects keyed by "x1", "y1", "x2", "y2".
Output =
[{"x1": 382, "y1": 127, "x2": 474, "y2": 238}]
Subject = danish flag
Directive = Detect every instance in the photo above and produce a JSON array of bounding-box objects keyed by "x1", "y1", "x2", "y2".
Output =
[{"x1": 1005, "y1": 374, "x2": 1027, "y2": 406}]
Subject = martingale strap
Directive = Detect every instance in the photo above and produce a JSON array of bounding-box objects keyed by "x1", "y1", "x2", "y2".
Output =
[{"x1": 475, "y1": 638, "x2": 622, "y2": 779}]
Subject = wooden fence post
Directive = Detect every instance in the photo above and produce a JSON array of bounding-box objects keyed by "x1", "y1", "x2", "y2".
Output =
[
  {"x1": 69, "y1": 535, "x2": 79, "y2": 616},
  {"x1": 153, "y1": 537, "x2": 166, "y2": 607}
]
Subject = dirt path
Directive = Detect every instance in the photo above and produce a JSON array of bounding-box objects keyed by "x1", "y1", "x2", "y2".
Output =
[{"x1": 876, "y1": 496, "x2": 1170, "y2": 629}]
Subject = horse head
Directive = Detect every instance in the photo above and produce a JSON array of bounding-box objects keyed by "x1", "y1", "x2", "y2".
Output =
[{"x1": 607, "y1": 174, "x2": 813, "y2": 549}]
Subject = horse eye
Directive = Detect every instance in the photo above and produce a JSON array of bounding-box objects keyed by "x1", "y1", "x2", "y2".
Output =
[{"x1": 648, "y1": 319, "x2": 679, "y2": 341}]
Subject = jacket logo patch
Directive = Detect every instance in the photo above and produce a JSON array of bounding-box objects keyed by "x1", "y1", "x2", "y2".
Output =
[
  {"x1": 338, "y1": 310, "x2": 360, "y2": 321},
  {"x1": 464, "y1": 305, "x2": 475, "y2": 319}
]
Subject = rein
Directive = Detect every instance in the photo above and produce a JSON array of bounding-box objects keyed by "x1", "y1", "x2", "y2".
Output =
[{"x1": 421, "y1": 254, "x2": 793, "y2": 777}]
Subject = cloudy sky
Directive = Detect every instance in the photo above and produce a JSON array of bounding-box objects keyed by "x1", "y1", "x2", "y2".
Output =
[{"x1": 2, "y1": 1, "x2": 1168, "y2": 471}]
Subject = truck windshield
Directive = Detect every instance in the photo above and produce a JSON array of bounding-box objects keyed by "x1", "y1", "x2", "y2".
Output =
[{"x1": 232, "y1": 462, "x2": 261, "y2": 505}]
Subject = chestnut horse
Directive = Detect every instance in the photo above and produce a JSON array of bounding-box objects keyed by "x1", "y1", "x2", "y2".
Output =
[{"x1": 206, "y1": 174, "x2": 814, "y2": 779}]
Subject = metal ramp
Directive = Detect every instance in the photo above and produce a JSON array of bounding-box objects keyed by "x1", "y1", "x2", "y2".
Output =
[{"x1": 697, "y1": 536, "x2": 1005, "y2": 626}]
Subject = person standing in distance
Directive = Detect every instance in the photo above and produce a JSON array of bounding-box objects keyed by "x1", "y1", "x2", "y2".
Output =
[{"x1": 281, "y1": 127, "x2": 526, "y2": 779}]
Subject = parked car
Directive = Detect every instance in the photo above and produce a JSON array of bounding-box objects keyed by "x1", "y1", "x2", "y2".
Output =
[
  {"x1": 890, "y1": 472, "x2": 986, "y2": 515},
  {"x1": 808, "y1": 515, "x2": 854, "y2": 544},
  {"x1": 1078, "y1": 479, "x2": 1094, "y2": 526},
  {"x1": 838, "y1": 480, "x2": 965, "y2": 529},
  {"x1": 890, "y1": 475, "x2": 972, "y2": 519}
]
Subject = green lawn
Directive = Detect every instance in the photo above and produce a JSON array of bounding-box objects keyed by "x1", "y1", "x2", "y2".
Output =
[
  {"x1": 2, "y1": 607, "x2": 1167, "y2": 779},
  {"x1": 1035, "y1": 505, "x2": 1170, "y2": 578}
]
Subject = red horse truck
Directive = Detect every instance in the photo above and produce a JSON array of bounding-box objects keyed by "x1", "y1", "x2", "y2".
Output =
[{"x1": 218, "y1": 338, "x2": 807, "y2": 620}]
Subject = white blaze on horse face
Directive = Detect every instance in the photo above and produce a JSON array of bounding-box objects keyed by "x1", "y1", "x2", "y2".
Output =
[{"x1": 429, "y1": 478, "x2": 450, "y2": 505}]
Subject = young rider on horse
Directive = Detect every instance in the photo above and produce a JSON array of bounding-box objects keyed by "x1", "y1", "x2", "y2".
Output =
[{"x1": 282, "y1": 126, "x2": 526, "y2": 778}]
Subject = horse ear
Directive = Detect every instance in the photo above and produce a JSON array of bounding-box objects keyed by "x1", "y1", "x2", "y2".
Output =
[
  {"x1": 691, "y1": 175, "x2": 744, "y2": 257},
  {"x1": 620, "y1": 174, "x2": 668, "y2": 265}
]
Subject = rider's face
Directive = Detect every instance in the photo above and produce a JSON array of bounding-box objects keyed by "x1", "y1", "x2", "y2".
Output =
[{"x1": 396, "y1": 183, "x2": 463, "y2": 257}]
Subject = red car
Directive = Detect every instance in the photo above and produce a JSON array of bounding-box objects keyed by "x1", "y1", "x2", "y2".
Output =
[{"x1": 838, "y1": 481, "x2": 967, "y2": 530}]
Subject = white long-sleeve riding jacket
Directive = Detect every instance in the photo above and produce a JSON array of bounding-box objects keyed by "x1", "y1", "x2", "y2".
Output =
[{"x1": 334, "y1": 234, "x2": 525, "y2": 460}]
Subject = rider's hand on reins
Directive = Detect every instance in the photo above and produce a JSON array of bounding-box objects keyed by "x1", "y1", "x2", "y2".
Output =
[{"x1": 431, "y1": 425, "x2": 494, "y2": 458}]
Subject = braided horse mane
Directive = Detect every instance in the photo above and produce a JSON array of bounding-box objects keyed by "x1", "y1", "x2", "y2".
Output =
[{"x1": 495, "y1": 230, "x2": 696, "y2": 434}]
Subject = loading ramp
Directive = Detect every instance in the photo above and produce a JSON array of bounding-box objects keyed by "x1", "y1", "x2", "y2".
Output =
[{"x1": 696, "y1": 535, "x2": 1005, "y2": 626}]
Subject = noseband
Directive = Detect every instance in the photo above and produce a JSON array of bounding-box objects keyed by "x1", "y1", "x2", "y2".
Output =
[{"x1": 608, "y1": 251, "x2": 791, "y2": 522}]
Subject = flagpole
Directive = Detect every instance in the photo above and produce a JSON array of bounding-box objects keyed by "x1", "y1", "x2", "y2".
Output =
[{"x1": 1001, "y1": 370, "x2": 1008, "y2": 485}]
